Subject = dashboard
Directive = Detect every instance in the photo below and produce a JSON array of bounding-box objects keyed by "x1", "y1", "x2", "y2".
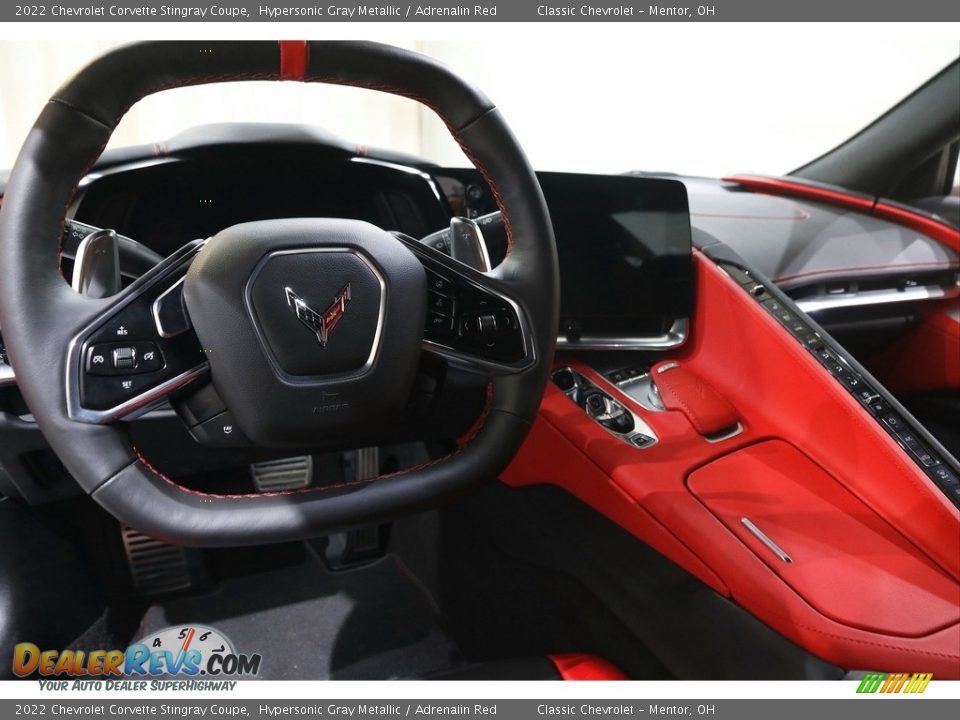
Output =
[
  {"x1": 0, "y1": 123, "x2": 956, "y2": 363},
  {"x1": 0, "y1": 123, "x2": 958, "y2": 501},
  {"x1": 1, "y1": 123, "x2": 957, "y2": 388}
]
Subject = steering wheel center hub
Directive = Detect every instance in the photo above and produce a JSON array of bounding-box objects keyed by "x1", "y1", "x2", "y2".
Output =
[
  {"x1": 183, "y1": 218, "x2": 427, "y2": 446},
  {"x1": 248, "y1": 248, "x2": 385, "y2": 378}
]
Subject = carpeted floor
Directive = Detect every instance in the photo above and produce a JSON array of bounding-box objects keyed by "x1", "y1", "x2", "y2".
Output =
[{"x1": 137, "y1": 550, "x2": 462, "y2": 680}]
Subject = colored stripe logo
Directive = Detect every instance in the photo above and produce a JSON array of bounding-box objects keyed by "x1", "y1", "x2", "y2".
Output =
[{"x1": 856, "y1": 672, "x2": 933, "y2": 694}]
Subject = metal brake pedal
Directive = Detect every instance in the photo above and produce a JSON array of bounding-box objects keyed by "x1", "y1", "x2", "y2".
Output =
[{"x1": 321, "y1": 447, "x2": 387, "y2": 569}]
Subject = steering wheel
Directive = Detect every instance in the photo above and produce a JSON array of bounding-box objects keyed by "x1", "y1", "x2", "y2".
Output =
[{"x1": 0, "y1": 41, "x2": 559, "y2": 546}]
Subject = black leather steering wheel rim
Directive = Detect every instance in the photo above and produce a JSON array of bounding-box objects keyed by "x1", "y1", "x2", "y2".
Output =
[{"x1": 0, "y1": 41, "x2": 559, "y2": 546}]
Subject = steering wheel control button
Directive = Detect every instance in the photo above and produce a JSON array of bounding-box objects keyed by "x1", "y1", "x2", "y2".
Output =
[
  {"x1": 428, "y1": 274, "x2": 454, "y2": 296},
  {"x1": 68, "y1": 240, "x2": 211, "y2": 422},
  {"x1": 80, "y1": 372, "x2": 163, "y2": 410},
  {"x1": 427, "y1": 312, "x2": 455, "y2": 335},
  {"x1": 190, "y1": 410, "x2": 249, "y2": 447},
  {"x1": 112, "y1": 346, "x2": 137, "y2": 370},
  {"x1": 427, "y1": 292, "x2": 454, "y2": 316},
  {"x1": 85, "y1": 342, "x2": 164, "y2": 376},
  {"x1": 474, "y1": 314, "x2": 498, "y2": 335},
  {"x1": 86, "y1": 345, "x2": 113, "y2": 375}
]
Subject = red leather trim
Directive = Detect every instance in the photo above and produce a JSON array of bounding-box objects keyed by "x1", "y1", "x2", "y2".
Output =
[
  {"x1": 724, "y1": 174, "x2": 875, "y2": 212},
  {"x1": 278, "y1": 41, "x2": 308, "y2": 81},
  {"x1": 724, "y1": 174, "x2": 960, "y2": 253},
  {"x1": 504, "y1": 250, "x2": 960, "y2": 676},
  {"x1": 688, "y1": 439, "x2": 959, "y2": 638},
  {"x1": 548, "y1": 653, "x2": 629, "y2": 681},
  {"x1": 650, "y1": 363, "x2": 739, "y2": 436},
  {"x1": 865, "y1": 299, "x2": 960, "y2": 394}
]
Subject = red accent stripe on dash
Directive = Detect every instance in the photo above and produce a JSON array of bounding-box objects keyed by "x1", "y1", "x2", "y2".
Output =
[
  {"x1": 279, "y1": 41, "x2": 308, "y2": 81},
  {"x1": 723, "y1": 174, "x2": 875, "y2": 212},
  {"x1": 724, "y1": 174, "x2": 960, "y2": 253}
]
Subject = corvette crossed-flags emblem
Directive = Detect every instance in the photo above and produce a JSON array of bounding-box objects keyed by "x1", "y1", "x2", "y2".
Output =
[{"x1": 285, "y1": 283, "x2": 352, "y2": 348}]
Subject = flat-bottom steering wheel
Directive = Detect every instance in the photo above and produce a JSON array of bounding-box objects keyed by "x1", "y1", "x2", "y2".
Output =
[{"x1": 0, "y1": 41, "x2": 559, "y2": 546}]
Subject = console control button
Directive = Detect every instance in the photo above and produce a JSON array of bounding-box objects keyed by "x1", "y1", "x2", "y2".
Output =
[
  {"x1": 913, "y1": 451, "x2": 939, "y2": 468},
  {"x1": 880, "y1": 413, "x2": 906, "y2": 433},
  {"x1": 896, "y1": 430, "x2": 922, "y2": 452},
  {"x1": 929, "y1": 466, "x2": 958, "y2": 487},
  {"x1": 839, "y1": 372, "x2": 864, "y2": 390},
  {"x1": 762, "y1": 298, "x2": 785, "y2": 314}
]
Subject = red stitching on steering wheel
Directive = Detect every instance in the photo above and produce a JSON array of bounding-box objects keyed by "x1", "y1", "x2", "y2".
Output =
[{"x1": 131, "y1": 382, "x2": 493, "y2": 499}]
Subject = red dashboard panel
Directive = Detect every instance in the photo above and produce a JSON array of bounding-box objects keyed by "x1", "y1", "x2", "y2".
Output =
[
  {"x1": 502, "y1": 250, "x2": 960, "y2": 676},
  {"x1": 865, "y1": 299, "x2": 960, "y2": 395}
]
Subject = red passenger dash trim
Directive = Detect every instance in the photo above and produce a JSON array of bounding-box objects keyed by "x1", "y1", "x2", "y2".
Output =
[
  {"x1": 723, "y1": 174, "x2": 875, "y2": 212},
  {"x1": 723, "y1": 174, "x2": 960, "y2": 253}
]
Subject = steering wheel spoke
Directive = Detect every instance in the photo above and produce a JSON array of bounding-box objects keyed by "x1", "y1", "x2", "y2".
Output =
[
  {"x1": 66, "y1": 239, "x2": 209, "y2": 423},
  {"x1": 392, "y1": 232, "x2": 535, "y2": 376}
]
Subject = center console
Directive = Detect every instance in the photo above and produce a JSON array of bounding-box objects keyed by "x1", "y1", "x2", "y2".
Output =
[{"x1": 502, "y1": 247, "x2": 960, "y2": 678}]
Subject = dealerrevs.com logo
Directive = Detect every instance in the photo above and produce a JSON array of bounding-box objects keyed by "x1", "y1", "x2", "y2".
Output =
[{"x1": 13, "y1": 625, "x2": 262, "y2": 679}]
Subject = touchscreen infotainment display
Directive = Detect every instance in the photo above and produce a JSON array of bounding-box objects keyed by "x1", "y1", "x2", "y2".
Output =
[{"x1": 537, "y1": 173, "x2": 693, "y2": 339}]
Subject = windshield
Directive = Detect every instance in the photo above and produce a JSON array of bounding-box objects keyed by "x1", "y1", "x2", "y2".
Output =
[{"x1": 1, "y1": 31, "x2": 957, "y2": 178}]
